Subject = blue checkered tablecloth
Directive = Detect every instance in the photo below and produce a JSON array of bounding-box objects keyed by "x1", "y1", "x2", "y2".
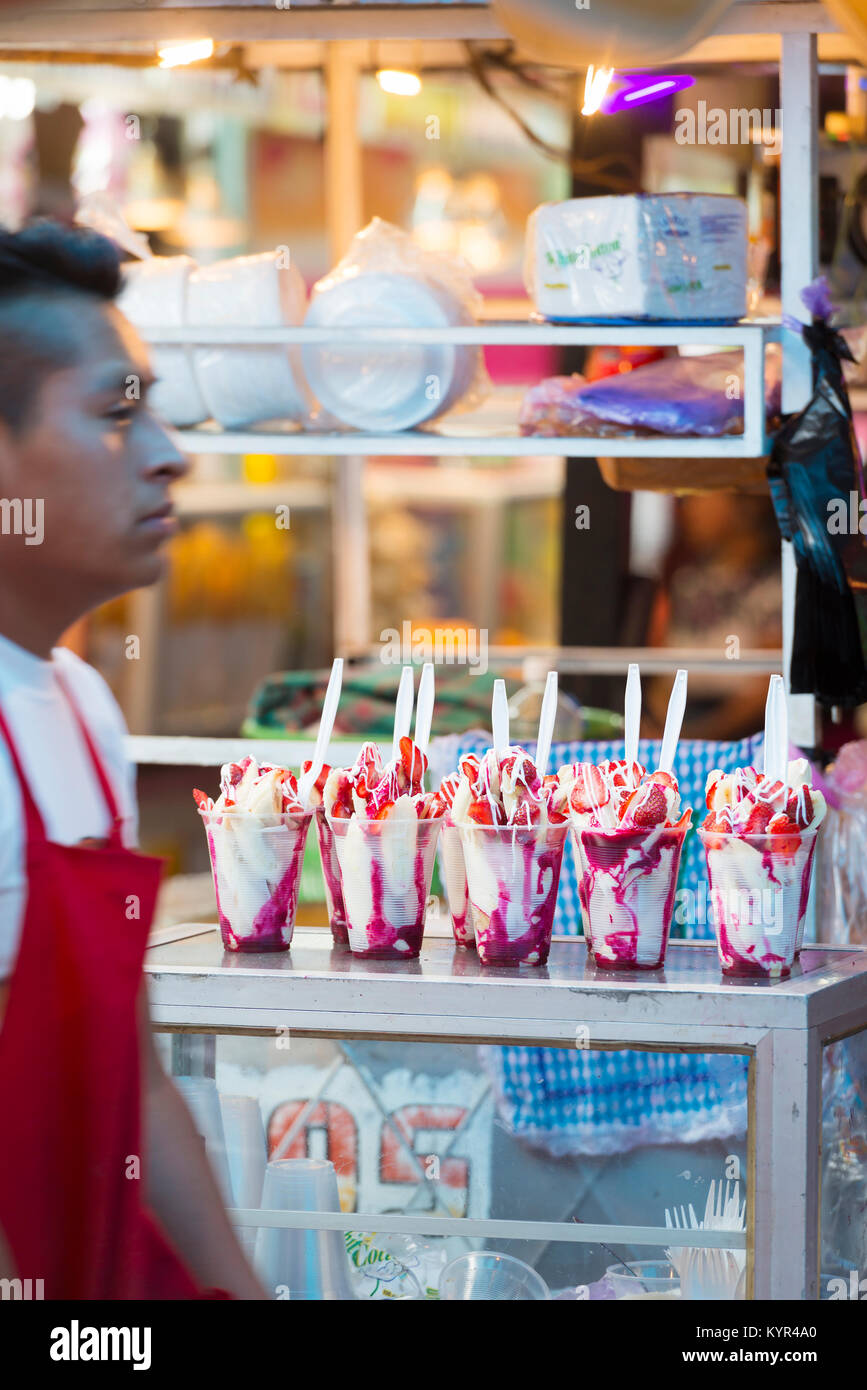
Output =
[{"x1": 428, "y1": 734, "x2": 762, "y2": 1155}]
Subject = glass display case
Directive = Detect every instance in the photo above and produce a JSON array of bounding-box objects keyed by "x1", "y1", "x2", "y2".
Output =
[{"x1": 146, "y1": 925, "x2": 867, "y2": 1300}]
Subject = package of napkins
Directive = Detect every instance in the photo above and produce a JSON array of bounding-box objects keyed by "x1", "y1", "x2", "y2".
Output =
[{"x1": 525, "y1": 193, "x2": 747, "y2": 323}]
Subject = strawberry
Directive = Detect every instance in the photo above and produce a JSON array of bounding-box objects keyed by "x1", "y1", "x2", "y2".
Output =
[
  {"x1": 629, "y1": 783, "x2": 668, "y2": 828},
  {"x1": 785, "y1": 787, "x2": 813, "y2": 828},
  {"x1": 399, "y1": 735, "x2": 427, "y2": 792},
  {"x1": 192, "y1": 788, "x2": 210, "y2": 810},
  {"x1": 569, "y1": 764, "x2": 609, "y2": 815},
  {"x1": 468, "y1": 798, "x2": 504, "y2": 826},
  {"x1": 767, "y1": 812, "x2": 801, "y2": 854},
  {"x1": 743, "y1": 801, "x2": 773, "y2": 835}
]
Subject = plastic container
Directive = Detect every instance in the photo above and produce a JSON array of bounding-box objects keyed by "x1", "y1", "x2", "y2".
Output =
[
  {"x1": 328, "y1": 813, "x2": 443, "y2": 959},
  {"x1": 574, "y1": 823, "x2": 689, "y2": 970},
  {"x1": 117, "y1": 255, "x2": 208, "y2": 427},
  {"x1": 699, "y1": 827, "x2": 819, "y2": 979},
  {"x1": 440, "y1": 1252, "x2": 550, "y2": 1301},
  {"x1": 254, "y1": 1159, "x2": 355, "y2": 1301},
  {"x1": 220, "y1": 1094, "x2": 267, "y2": 1259},
  {"x1": 187, "y1": 251, "x2": 309, "y2": 428},
  {"x1": 605, "y1": 1261, "x2": 681, "y2": 1299},
  {"x1": 314, "y1": 807, "x2": 349, "y2": 946},
  {"x1": 457, "y1": 821, "x2": 569, "y2": 966},
  {"x1": 302, "y1": 272, "x2": 478, "y2": 432},
  {"x1": 173, "y1": 1077, "x2": 232, "y2": 1201},
  {"x1": 439, "y1": 818, "x2": 474, "y2": 948},
  {"x1": 200, "y1": 809, "x2": 313, "y2": 952}
]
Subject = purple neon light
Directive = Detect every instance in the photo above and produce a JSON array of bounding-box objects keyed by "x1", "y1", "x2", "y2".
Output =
[{"x1": 601, "y1": 72, "x2": 695, "y2": 114}]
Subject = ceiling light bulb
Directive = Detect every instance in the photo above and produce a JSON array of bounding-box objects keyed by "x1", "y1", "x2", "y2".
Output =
[
  {"x1": 157, "y1": 39, "x2": 215, "y2": 69},
  {"x1": 376, "y1": 69, "x2": 422, "y2": 98}
]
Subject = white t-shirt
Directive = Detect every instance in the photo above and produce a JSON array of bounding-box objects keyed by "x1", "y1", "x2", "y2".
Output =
[{"x1": 0, "y1": 633, "x2": 137, "y2": 980}]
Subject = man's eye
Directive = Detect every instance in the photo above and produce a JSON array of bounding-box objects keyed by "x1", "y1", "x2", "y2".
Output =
[{"x1": 104, "y1": 403, "x2": 136, "y2": 424}]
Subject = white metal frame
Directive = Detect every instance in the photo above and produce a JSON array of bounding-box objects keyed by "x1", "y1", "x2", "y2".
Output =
[{"x1": 146, "y1": 930, "x2": 867, "y2": 1298}]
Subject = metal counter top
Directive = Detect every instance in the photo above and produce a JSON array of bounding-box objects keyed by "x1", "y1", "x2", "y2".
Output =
[{"x1": 145, "y1": 927, "x2": 867, "y2": 1046}]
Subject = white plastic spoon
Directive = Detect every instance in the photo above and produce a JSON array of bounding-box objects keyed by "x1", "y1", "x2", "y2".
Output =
[
  {"x1": 534, "y1": 670, "x2": 558, "y2": 780},
  {"x1": 413, "y1": 662, "x2": 435, "y2": 759},
  {"x1": 492, "y1": 678, "x2": 510, "y2": 760},
  {"x1": 298, "y1": 657, "x2": 343, "y2": 808},
  {"x1": 392, "y1": 665, "x2": 415, "y2": 761},
  {"x1": 763, "y1": 673, "x2": 789, "y2": 787},
  {"x1": 658, "y1": 669, "x2": 688, "y2": 776},
  {"x1": 624, "y1": 663, "x2": 641, "y2": 769}
]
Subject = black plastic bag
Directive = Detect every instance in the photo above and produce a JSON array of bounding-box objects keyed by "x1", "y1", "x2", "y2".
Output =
[{"x1": 767, "y1": 283, "x2": 867, "y2": 708}]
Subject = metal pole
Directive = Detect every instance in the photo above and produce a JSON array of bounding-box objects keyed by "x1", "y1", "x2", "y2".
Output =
[
  {"x1": 780, "y1": 31, "x2": 820, "y2": 750},
  {"x1": 324, "y1": 43, "x2": 370, "y2": 658}
]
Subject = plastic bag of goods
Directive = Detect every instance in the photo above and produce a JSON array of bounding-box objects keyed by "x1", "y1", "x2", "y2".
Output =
[
  {"x1": 187, "y1": 250, "x2": 310, "y2": 430},
  {"x1": 117, "y1": 255, "x2": 209, "y2": 428},
  {"x1": 519, "y1": 348, "x2": 782, "y2": 437},
  {"x1": 817, "y1": 741, "x2": 867, "y2": 945},
  {"x1": 525, "y1": 194, "x2": 747, "y2": 323},
  {"x1": 302, "y1": 217, "x2": 488, "y2": 433}
]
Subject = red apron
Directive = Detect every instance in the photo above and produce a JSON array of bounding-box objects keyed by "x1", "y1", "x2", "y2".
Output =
[{"x1": 0, "y1": 674, "x2": 207, "y2": 1299}]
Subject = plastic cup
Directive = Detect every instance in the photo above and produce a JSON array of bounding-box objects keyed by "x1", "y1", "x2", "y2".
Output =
[
  {"x1": 575, "y1": 823, "x2": 689, "y2": 970},
  {"x1": 439, "y1": 1252, "x2": 550, "y2": 1301},
  {"x1": 314, "y1": 807, "x2": 349, "y2": 946},
  {"x1": 439, "y1": 817, "x2": 474, "y2": 948},
  {"x1": 699, "y1": 827, "x2": 819, "y2": 979},
  {"x1": 174, "y1": 1076, "x2": 233, "y2": 1202},
  {"x1": 200, "y1": 808, "x2": 312, "y2": 953},
  {"x1": 220, "y1": 1095, "x2": 267, "y2": 1259},
  {"x1": 328, "y1": 813, "x2": 443, "y2": 959},
  {"x1": 457, "y1": 821, "x2": 568, "y2": 966},
  {"x1": 605, "y1": 1261, "x2": 680, "y2": 1299},
  {"x1": 254, "y1": 1159, "x2": 355, "y2": 1301}
]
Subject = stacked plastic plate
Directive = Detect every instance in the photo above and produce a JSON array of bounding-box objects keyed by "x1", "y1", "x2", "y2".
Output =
[{"x1": 302, "y1": 271, "x2": 479, "y2": 433}]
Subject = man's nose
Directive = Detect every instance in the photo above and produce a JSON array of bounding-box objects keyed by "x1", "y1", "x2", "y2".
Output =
[{"x1": 142, "y1": 414, "x2": 191, "y2": 482}]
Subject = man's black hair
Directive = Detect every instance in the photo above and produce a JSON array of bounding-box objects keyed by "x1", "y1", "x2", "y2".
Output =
[
  {"x1": 0, "y1": 219, "x2": 123, "y2": 431},
  {"x1": 0, "y1": 219, "x2": 122, "y2": 301}
]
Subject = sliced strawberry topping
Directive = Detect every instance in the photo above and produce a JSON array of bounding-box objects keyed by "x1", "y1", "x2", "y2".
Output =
[
  {"x1": 785, "y1": 786, "x2": 813, "y2": 828},
  {"x1": 192, "y1": 788, "x2": 210, "y2": 810},
  {"x1": 467, "y1": 798, "x2": 505, "y2": 826},
  {"x1": 398, "y1": 735, "x2": 427, "y2": 793},
  {"x1": 629, "y1": 783, "x2": 668, "y2": 828},
  {"x1": 743, "y1": 801, "x2": 773, "y2": 834},
  {"x1": 569, "y1": 764, "x2": 609, "y2": 815}
]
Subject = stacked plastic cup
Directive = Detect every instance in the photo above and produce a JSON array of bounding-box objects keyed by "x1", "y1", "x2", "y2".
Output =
[
  {"x1": 329, "y1": 814, "x2": 443, "y2": 959},
  {"x1": 574, "y1": 823, "x2": 689, "y2": 970},
  {"x1": 200, "y1": 808, "x2": 312, "y2": 952},
  {"x1": 457, "y1": 822, "x2": 568, "y2": 966},
  {"x1": 254, "y1": 1159, "x2": 355, "y2": 1301},
  {"x1": 699, "y1": 827, "x2": 819, "y2": 979},
  {"x1": 439, "y1": 1252, "x2": 550, "y2": 1301},
  {"x1": 439, "y1": 817, "x2": 474, "y2": 948},
  {"x1": 314, "y1": 807, "x2": 349, "y2": 946}
]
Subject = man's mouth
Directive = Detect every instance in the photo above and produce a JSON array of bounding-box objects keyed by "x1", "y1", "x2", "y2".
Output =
[{"x1": 136, "y1": 502, "x2": 178, "y2": 538}]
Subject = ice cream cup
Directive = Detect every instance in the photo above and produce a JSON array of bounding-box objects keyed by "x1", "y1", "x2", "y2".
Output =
[
  {"x1": 314, "y1": 807, "x2": 349, "y2": 946},
  {"x1": 328, "y1": 813, "x2": 443, "y2": 960},
  {"x1": 457, "y1": 821, "x2": 568, "y2": 967},
  {"x1": 699, "y1": 827, "x2": 819, "y2": 980},
  {"x1": 439, "y1": 817, "x2": 474, "y2": 948},
  {"x1": 200, "y1": 809, "x2": 312, "y2": 953},
  {"x1": 575, "y1": 823, "x2": 689, "y2": 971}
]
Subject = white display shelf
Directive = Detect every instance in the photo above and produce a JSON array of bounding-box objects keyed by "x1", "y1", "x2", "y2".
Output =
[{"x1": 152, "y1": 318, "x2": 778, "y2": 459}]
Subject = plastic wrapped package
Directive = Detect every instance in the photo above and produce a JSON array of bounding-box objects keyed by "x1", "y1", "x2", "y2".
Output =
[
  {"x1": 188, "y1": 252, "x2": 310, "y2": 429},
  {"x1": 117, "y1": 256, "x2": 209, "y2": 428},
  {"x1": 767, "y1": 280, "x2": 867, "y2": 707},
  {"x1": 817, "y1": 741, "x2": 867, "y2": 945},
  {"x1": 525, "y1": 195, "x2": 747, "y2": 323},
  {"x1": 520, "y1": 348, "x2": 782, "y2": 438},
  {"x1": 302, "y1": 218, "x2": 489, "y2": 432}
]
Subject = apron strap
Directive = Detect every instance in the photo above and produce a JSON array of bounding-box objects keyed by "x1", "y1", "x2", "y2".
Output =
[
  {"x1": 0, "y1": 701, "x2": 49, "y2": 846},
  {"x1": 0, "y1": 663, "x2": 124, "y2": 849},
  {"x1": 53, "y1": 668, "x2": 123, "y2": 836}
]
